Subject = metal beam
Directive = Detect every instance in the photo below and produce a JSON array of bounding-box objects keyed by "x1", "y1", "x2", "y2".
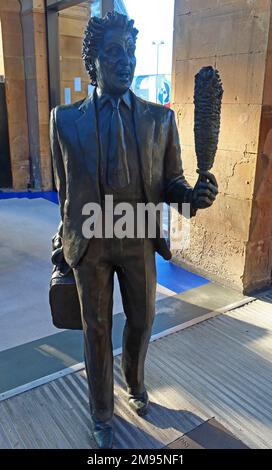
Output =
[
  {"x1": 47, "y1": 1, "x2": 115, "y2": 16},
  {"x1": 46, "y1": 0, "x2": 85, "y2": 11},
  {"x1": 101, "y1": 0, "x2": 114, "y2": 16},
  {"x1": 46, "y1": 8, "x2": 60, "y2": 108}
]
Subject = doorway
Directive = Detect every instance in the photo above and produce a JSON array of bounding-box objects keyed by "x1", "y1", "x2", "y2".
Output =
[{"x1": 46, "y1": 0, "x2": 97, "y2": 108}]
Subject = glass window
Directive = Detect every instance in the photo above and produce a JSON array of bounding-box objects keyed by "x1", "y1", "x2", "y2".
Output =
[
  {"x1": 124, "y1": 0, "x2": 174, "y2": 108},
  {"x1": 91, "y1": 0, "x2": 101, "y2": 17},
  {"x1": 123, "y1": 0, "x2": 175, "y2": 238}
]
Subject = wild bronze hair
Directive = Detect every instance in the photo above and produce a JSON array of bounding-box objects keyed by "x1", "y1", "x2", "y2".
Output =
[{"x1": 82, "y1": 11, "x2": 138, "y2": 86}]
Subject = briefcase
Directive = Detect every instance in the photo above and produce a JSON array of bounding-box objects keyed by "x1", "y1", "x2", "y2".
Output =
[
  {"x1": 49, "y1": 230, "x2": 82, "y2": 330},
  {"x1": 49, "y1": 268, "x2": 83, "y2": 330}
]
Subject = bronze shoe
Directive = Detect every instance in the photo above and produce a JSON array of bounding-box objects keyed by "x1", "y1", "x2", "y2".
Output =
[
  {"x1": 93, "y1": 422, "x2": 113, "y2": 449},
  {"x1": 128, "y1": 391, "x2": 149, "y2": 417}
]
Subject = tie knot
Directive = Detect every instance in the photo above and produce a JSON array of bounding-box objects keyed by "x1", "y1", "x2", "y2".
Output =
[{"x1": 110, "y1": 97, "x2": 120, "y2": 110}]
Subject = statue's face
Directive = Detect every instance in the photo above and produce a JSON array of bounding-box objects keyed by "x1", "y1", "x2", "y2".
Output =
[{"x1": 95, "y1": 27, "x2": 136, "y2": 95}]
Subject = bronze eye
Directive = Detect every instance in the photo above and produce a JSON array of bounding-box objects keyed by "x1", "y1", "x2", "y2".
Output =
[{"x1": 108, "y1": 45, "x2": 121, "y2": 56}]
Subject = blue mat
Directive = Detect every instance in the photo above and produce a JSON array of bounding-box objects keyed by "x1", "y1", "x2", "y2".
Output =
[
  {"x1": 0, "y1": 190, "x2": 58, "y2": 204},
  {"x1": 156, "y1": 254, "x2": 209, "y2": 294}
]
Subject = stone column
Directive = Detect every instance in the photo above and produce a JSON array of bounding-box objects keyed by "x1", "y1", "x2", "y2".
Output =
[
  {"x1": 243, "y1": 10, "x2": 272, "y2": 293},
  {"x1": 21, "y1": 0, "x2": 52, "y2": 190},
  {"x1": 171, "y1": 0, "x2": 272, "y2": 293},
  {"x1": 0, "y1": 0, "x2": 30, "y2": 189}
]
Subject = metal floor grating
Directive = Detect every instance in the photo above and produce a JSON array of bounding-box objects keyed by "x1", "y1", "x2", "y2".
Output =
[{"x1": 1, "y1": 292, "x2": 272, "y2": 449}]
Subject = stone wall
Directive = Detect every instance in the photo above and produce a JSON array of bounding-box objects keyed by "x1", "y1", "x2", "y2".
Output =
[
  {"x1": 21, "y1": 0, "x2": 52, "y2": 190},
  {"x1": 0, "y1": 0, "x2": 52, "y2": 190},
  {"x1": 243, "y1": 10, "x2": 272, "y2": 293},
  {"x1": 0, "y1": 0, "x2": 30, "y2": 189},
  {"x1": 171, "y1": 0, "x2": 272, "y2": 292}
]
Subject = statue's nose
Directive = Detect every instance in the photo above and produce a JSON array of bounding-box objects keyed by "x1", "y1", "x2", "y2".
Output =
[{"x1": 119, "y1": 50, "x2": 130, "y2": 65}]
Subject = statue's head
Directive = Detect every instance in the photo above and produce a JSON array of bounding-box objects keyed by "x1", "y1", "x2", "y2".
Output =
[{"x1": 82, "y1": 12, "x2": 138, "y2": 95}]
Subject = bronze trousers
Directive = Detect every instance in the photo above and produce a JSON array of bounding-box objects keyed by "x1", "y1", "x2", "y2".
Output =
[{"x1": 73, "y1": 237, "x2": 156, "y2": 423}]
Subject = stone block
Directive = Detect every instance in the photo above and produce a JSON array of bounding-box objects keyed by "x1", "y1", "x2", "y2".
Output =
[
  {"x1": 174, "y1": 7, "x2": 270, "y2": 60},
  {"x1": 59, "y1": 17, "x2": 88, "y2": 38},
  {"x1": 5, "y1": 78, "x2": 28, "y2": 125},
  {"x1": 21, "y1": 0, "x2": 45, "y2": 14},
  {"x1": 180, "y1": 144, "x2": 257, "y2": 200},
  {"x1": 215, "y1": 52, "x2": 266, "y2": 105},
  {"x1": 175, "y1": 0, "x2": 270, "y2": 16},
  {"x1": 11, "y1": 160, "x2": 30, "y2": 190},
  {"x1": 194, "y1": 193, "x2": 252, "y2": 241},
  {"x1": 174, "y1": 51, "x2": 266, "y2": 105},
  {"x1": 40, "y1": 160, "x2": 53, "y2": 190},
  {"x1": 60, "y1": 58, "x2": 88, "y2": 82},
  {"x1": 0, "y1": 1, "x2": 20, "y2": 13},
  {"x1": 175, "y1": 102, "x2": 262, "y2": 153},
  {"x1": 9, "y1": 134, "x2": 29, "y2": 163},
  {"x1": 35, "y1": 55, "x2": 49, "y2": 95},
  {"x1": 254, "y1": 120, "x2": 272, "y2": 199},
  {"x1": 3, "y1": 56, "x2": 25, "y2": 80},
  {"x1": 1, "y1": 33, "x2": 23, "y2": 58},
  {"x1": 32, "y1": 11, "x2": 46, "y2": 34},
  {"x1": 33, "y1": 30, "x2": 47, "y2": 57},
  {"x1": 172, "y1": 223, "x2": 246, "y2": 289},
  {"x1": 33, "y1": 0, "x2": 45, "y2": 12},
  {"x1": 38, "y1": 123, "x2": 50, "y2": 155},
  {"x1": 173, "y1": 56, "x2": 217, "y2": 105},
  {"x1": 243, "y1": 237, "x2": 272, "y2": 291},
  {"x1": 179, "y1": 144, "x2": 197, "y2": 178},
  {"x1": 213, "y1": 151, "x2": 256, "y2": 199},
  {"x1": 60, "y1": 36, "x2": 84, "y2": 59},
  {"x1": 0, "y1": 11, "x2": 22, "y2": 35},
  {"x1": 37, "y1": 100, "x2": 50, "y2": 126},
  {"x1": 59, "y1": 4, "x2": 90, "y2": 20},
  {"x1": 263, "y1": 50, "x2": 272, "y2": 106},
  {"x1": 250, "y1": 199, "x2": 272, "y2": 241}
]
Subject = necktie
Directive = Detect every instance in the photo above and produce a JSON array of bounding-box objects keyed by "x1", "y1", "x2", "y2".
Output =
[{"x1": 107, "y1": 98, "x2": 130, "y2": 189}]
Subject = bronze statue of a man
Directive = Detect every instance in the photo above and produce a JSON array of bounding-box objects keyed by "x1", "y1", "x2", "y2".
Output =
[{"x1": 50, "y1": 12, "x2": 218, "y2": 449}]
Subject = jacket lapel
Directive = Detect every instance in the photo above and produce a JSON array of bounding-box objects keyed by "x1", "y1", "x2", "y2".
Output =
[
  {"x1": 132, "y1": 92, "x2": 155, "y2": 192},
  {"x1": 75, "y1": 93, "x2": 100, "y2": 185},
  {"x1": 75, "y1": 90, "x2": 156, "y2": 199}
]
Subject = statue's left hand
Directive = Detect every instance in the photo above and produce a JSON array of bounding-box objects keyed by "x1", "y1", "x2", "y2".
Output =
[{"x1": 192, "y1": 171, "x2": 218, "y2": 209}]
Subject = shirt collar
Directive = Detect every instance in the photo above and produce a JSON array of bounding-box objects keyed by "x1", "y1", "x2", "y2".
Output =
[{"x1": 96, "y1": 88, "x2": 131, "y2": 110}]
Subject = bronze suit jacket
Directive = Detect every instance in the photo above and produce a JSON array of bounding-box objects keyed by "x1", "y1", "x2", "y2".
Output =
[{"x1": 50, "y1": 89, "x2": 195, "y2": 268}]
